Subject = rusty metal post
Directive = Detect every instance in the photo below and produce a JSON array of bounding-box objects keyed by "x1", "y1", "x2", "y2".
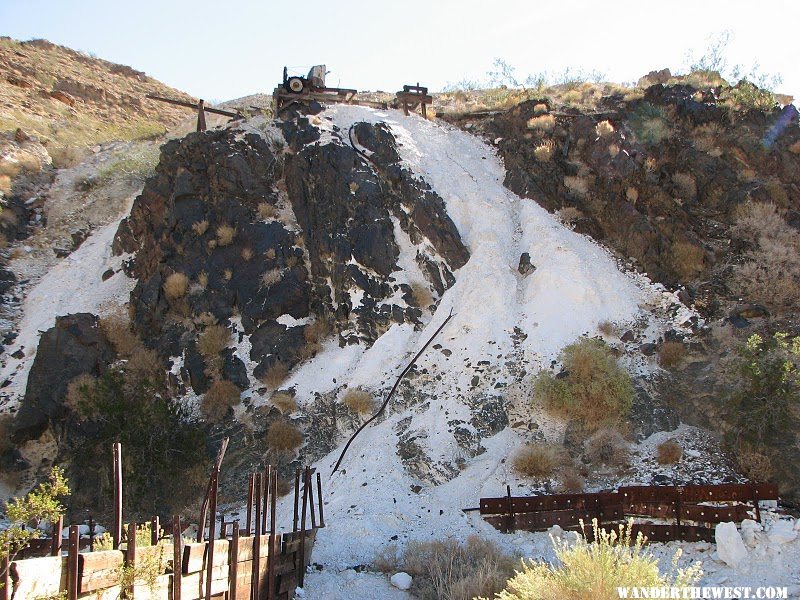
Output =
[
  {"x1": 50, "y1": 516, "x2": 63, "y2": 556},
  {"x1": 229, "y1": 522, "x2": 239, "y2": 600},
  {"x1": 113, "y1": 443, "x2": 123, "y2": 549},
  {"x1": 205, "y1": 468, "x2": 219, "y2": 600},
  {"x1": 299, "y1": 468, "x2": 309, "y2": 588},
  {"x1": 172, "y1": 515, "x2": 182, "y2": 600},
  {"x1": 262, "y1": 466, "x2": 270, "y2": 535},
  {"x1": 306, "y1": 468, "x2": 316, "y2": 529},
  {"x1": 151, "y1": 516, "x2": 160, "y2": 546},
  {"x1": 246, "y1": 473, "x2": 254, "y2": 536},
  {"x1": 752, "y1": 483, "x2": 762, "y2": 523},
  {"x1": 67, "y1": 526, "x2": 80, "y2": 600},
  {"x1": 675, "y1": 487, "x2": 683, "y2": 528},
  {"x1": 251, "y1": 473, "x2": 262, "y2": 600},
  {"x1": 293, "y1": 468, "x2": 300, "y2": 534},
  {"x1": 505, "y1": 485, "x2": 515, "y2": 533},
  {"x1": 316, "y1": 472, "x2": 325, "y2": 528},
  {"x1": 267, "y1": 471, "x2": 278, "y2": 600},
  {"x1": 126, "y1": 522, "x2": 137, "y2": 599},
  {"x1": 197, "y1": 100, "x2": 207, "y2": 132}
]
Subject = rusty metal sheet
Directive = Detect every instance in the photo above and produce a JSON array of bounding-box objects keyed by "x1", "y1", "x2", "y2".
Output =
[
  {"x1": 618, "y1": 486, "x2": 681, "y2": 503},
  {"x1": 629, "y1": 524, "x2": 715, "y2": 543},
  {"x1": 623, "y1": 501, "x2": 676, "y2": 519},
  {"x1": 680, "y1": 503, "x2": 752, "y2": 523},
  {"x1": 482, "y1": 504, "x2": 625, "y2": 533},
  {"x1": 679, "y1": 483, "x2": 778, "y2": 503},
  {"x1": 481, "y1": 492, "x2": 618, "y2": 515}
]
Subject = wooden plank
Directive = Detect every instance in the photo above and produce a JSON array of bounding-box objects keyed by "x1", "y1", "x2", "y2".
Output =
[
  {"x1": 173, "y1": 515, "x2": 182, "y2": 600},
  {"x1": 67, "y1": 525, "x2": 79, "y2": 600},
  {"x1": 113, "y1": 443, "x2": 123, "y2": 549},
  {"x1": 230, "y1": 522, "x2": 239, "y2": 600},
  {"x1": 183, "y1": 540, "x2": 230, "y2": 574},
  {"x1": 10, "y1": 556, "x2": 66, "y2": 598}
]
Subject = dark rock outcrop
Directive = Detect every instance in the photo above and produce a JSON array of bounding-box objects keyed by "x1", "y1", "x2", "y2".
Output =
[{"x1": 13, "y1": 313, "x2": 115, "y2": 441}]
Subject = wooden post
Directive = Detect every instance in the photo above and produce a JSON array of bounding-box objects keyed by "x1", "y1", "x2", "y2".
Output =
[
  {"x1": 316, "y1": 472, "x2": 325, "y2": 528},
  {"x1": 505, "y1": 485, "x2": 515, "y2": 533},
  {"x1": 67, "y1": 525, "x2": 79, "y2": 599},
  {"x1": 126, "y1": 522, "x2": 137, "y2": 600},
  {"x1": 267, "y1": 471, "x2": 278, "y2": 600},
  {"x1": 298, "y1": 469, "x2": 309, "y2": 588},
  {"x1": 88, "y1": 515, "x2": 95, "y2": 552},
  {"x1": 229, "y1": 522, "x2": 239, "y2": 600},
  {"x1": 752, "y1": 483, "x2": 762, "y2": 523},
  {"x1": 293, "y1": 468, "x2": 300, "y2": 534},
  {"x1": 151, "y1": 516, "x2": 160, "y2": 546},
  {"x1": 205, "y1": 469, "x2": 219, "y2": 600},
  {"x1": 197, "y1": 100, "x2": 207, "y2": 132},
  {"x1": 50, "y1": 516, "x2": 63, "y2": 556},
  {"x1": 306, "y1": 468, "x2": 316, "y2": 529},
  {"x1": 675, "y1": 487, "x2": 683, "y2": 528},
  {"x1": 113, "y1": 443, "x2": 123, "y2": 549},
  {"x1": 198, "y1": 438, "x2": 229, "y2": 543},
  {"x1": 172, "y1": 516, "x2": 183, "y2": 600},
  {"x1": 246, "y1": 474, "x2": 254, "y2": 536}
]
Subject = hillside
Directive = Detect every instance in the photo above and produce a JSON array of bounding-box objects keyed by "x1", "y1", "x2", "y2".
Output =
[{"x1": 0, "y1": 44, "x2": 799, "y2": 597}]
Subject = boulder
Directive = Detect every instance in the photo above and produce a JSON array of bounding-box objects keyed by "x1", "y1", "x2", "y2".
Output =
[
  {"x1": 767, "y1": 519, "x2": 797, "y2": 544},
  {"x1": 389, "y1": 572, "x2": 412, "y2": 591},
  {"x1": 13, "y1": 313, "x2": 115, "y2": 442},
  {"x1": 715, "y1": 522, "x2": 748, "y2": 568}
]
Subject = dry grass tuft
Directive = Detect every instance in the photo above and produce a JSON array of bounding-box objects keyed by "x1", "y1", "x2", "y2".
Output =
[
  {"x1": 126, "y1": 347, "x2": 162, "y2": 380},
  {"x1": 271, "y1": 391, "x2": 298, "y2": 414},
  {"x1": 533, "y1": 103, "x2": 549, "y2": 115},
  {"x1": 597, "y1": 320, "x2": 614, "y2": 336},
  {"x1": 595, "y1": 120, "x2": 615, "y2": 137},
  {"x1": 672, "y1": 172, "x2": 697, "y2": 200},
  {"x1": 201, "y1": 380, "x2": 241, "y2": 423},
  {"x1": 626, "y1": 186, "x2": 639, "y2": 204},
  {"x1": 216, "y1": 224, "x2": 236, "y2": 247},
  {"x1": 343, "y1": 388, "x2": 375, "y2": 415},
  {"x1": 99, "y1": 311, "x2": 140, "y2": 357},
  {"x1": 557, "y1": 206, "x2": 582, "y2": 224},
  {"x1": 303, "y1": 316, "x2": 332, "y2": 344},
  {"x1": 558, "y1": 466, "x2": 586, "y2": 493},
  {"x1": 64, "y1": 373, "x2": 96, "y2": 416},
  {"x1": 266, "y1": 420, "x2": 303, "y2": 452},
  {"x1": 527, "y1": 114, "x2": 556, "y2": 132},
  {"x1": 197, "y1": 325, "x2": 230, "y2": 358},
  {"x1": 658, "y1": 341, "x2": 686, "y2": 369},
  {"x1": 584, "y1": 428, "x2": 630, "y2": 468},
  {"x1": 736, "y1": 450, "x2": 773, "y2": 482},
  {"x1": 197, "y1": 271, "x2": 209, "y2": 288},
  {"x1": 260, "y1": 362, "x2": 289, "y2": 388},
  {"x1": 163, "y1": 272, "x2": 189, "y2": 300},
  {"x1": 656, "y1": 439, "x2": 683, "y2": 464},
  {"x1": 241, "y1": 247, "x2": 254, "y2": 261},
  {"x1": 391, "y1": 536, "x2": 516, "y2": 600},
  {"x1": 261, "y1": 268, "x2": 283, "y2": 288},
  {"x1": 257, "y1": 202, "x2": 277, "y2": 220},
  {"x1": 670, "y1": 240, "x2": 705, "y2": 280},
  {"x1": 192, "y1": 220, "x2": 208, "y2": 236},
  {"x1": 512, "y1": 443, "x2": 562, "y2": 479},
  {"x1": 410, "y1": 282, "x2": 434, "y2": 310},
  {"x1": 533, "y1": 140, "x2": 555, "y2": 162},
  {"x1": 563, "y1": 175, "x2": 589, "y2": 198},
  {"x1": 789, "y1": 140, "x2": 800, "y2": 155}
]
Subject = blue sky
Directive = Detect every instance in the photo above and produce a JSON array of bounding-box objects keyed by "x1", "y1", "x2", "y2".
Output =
[{"x1": 1, "y1": 0, "x2": 798, "y2": 103}]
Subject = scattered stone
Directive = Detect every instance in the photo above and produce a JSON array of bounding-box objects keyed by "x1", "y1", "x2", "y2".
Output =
[
  {"x1": 517, "y1": 252, "x2": 535, "y2": 275},
  {"x1": 715, "y1": 522, "x2": 748, "y2": 567},
  {"x1": 50, "y1": 90, "x2": 76, "y2": 107},
  {"x1": 101, "y1": 268, "x2": 115, "y2": 282},
  {"x1": 390, "y1": 572, "x2": 412, "y2": 591}
]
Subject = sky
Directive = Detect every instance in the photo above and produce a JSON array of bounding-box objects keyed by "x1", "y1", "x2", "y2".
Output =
[{"x1": 1, "y1": 0, "x2": 799, "y2": 103}]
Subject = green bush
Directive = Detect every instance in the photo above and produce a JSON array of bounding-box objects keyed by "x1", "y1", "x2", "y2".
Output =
[
  {"x1": 730, "y1": 332, "x2": 800, "y2": 445},
  {"x1": 534, "y1": 338, "x2": 634, "y2": 429},
  {"x1": 627, "y1": 102, "x2": 670, "y2": 145},
  {"x1": 484, "y1": 520, "x2": 701, "y2": 600}
]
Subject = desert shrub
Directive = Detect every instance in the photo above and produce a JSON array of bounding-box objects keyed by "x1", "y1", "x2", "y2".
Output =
[
  {"x1": 486, "y1": 520, "x2": 701, "y2": 600},
  {"x1": 527, "y1": 114, "x2": 555, "y2": 132},
  {"x1": 670, "y1": 240, "x2": 705, "y2": 280},
  {"x1": 628, "y1": 102, "x2": 670, "y2": 145},
  {"x1": 303, "y1": 316, "x2": 332, "y2": 344},
  {"x1": 99, "y1": 312, "x2": 140, "y2": 357},
  {"x1": 266, "y1": 420, "x2": 303, "y2": 452},
  {"x1": 595, "y1": 120, "x2": 614, "y2": 137},
  {"x1": 223, "y1": 268, "x2": 232, "y2": 281},
  {"x1": 192, "y1": 220, "x2": 208, "y2": 236},
  {"x1": 533, "y1": 338, "x2": 634, "y2": 429},
  {"x1": 533, "y1": 103, "x2": 549, "y2": 115},
  {"x1": 261, "y1": 268, "x2": 283, "y2": 288},
  {"x1": 597, "y1": 320, "x2": 614, "y2": 336},
  {"x1": 65, "y1": 373, "x2": 97, "y2": 418},
  {"x1": 163, "y1": 272, "x2": 189, "y2": 300},
  {"x1": 607, "y1": 143, "x2": 620, "y2": 157},
  {"x1": 672, "y1": 172, "x2": 697, "y2": 200},
  {"x1": 563, "y1": 176, "x2": 589, "y2": 198},
  {"x1": 735, "y1": 450, "x2": 773, "y2": 482},
  {"x1": 584, "y1": 429, "x2": 630, "y2": 468},
  {"x1": 126, "y1": 348, "x2": 162, "y2": 380},
  {"x1": 726, "y1": 80, "x2": 776, "y2": 111},
  {"x1": 731, "y1": 202, "x2": 800, "y2": 309},
  {"x1": 259, "y1": 361, "x2": 289, "y2": 387},
  {"x1": 656, "y1": 439, "x2": 683, "y2": 465},
  {"x1": 297, "y1": 341, "x2": 322, "y2": 361},
  {"x1": 69, "y1": 367, "x2": 207, "y2": 516},
  {"x1": 410, "y1": 282, "x2": 433, "y2": 310},
  {"x1": 241, "y1": 247, "x2": 253, "y2": 261},
  {"x1": 729, "y1": 332, "x2": 800, "y2": 445},
  {"x1": 343, "y1": 388, "x2": 375, "y2": 415},
  {"x1": 197, "y1": 324, "x2": 230, "y2": 358},
  {"x1": 790, "y1": 141, "x2": 800, "y2": 155},
  {"x1": 558, "y1": 467, "x2": 585, "y2": 493},
  {"x1": 257, "y1": 202, "x2": 277, "y2": 219},
  {"x1": 396, "y1": 536, "x2": 516, "y2": 600},
  {"x1": 201, "y1": 380, "x2": 241, "y2": 423},
  {"x1": 557, "y1": 206, "x2": 582, "y2": 224},
  {"x1": 625, "y1": 186, "x2": 639, "y2": 204},
  {"x1": 512, "y1": 443, "x2": 562, "y2": 479},
  {"x1": 215, "y1": 224, "x2": 235, "y2": 247},
  {"x1": 271, "y1": 391, "x2": 298, "y2": 414},
  {"x1": 98, "y1": 145, "x2": 159, "y2": 183},
  {"x1": 533, "y1": 141, "x2": 555, "y2": 162},
  {"x1": 658, "y1": 341, "x2": 686, "y2": 368}
]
